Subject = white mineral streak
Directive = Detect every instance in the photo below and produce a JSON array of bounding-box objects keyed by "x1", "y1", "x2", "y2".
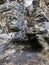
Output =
[
  {"x1": 5, "y1": 49, "x2": 16, "y2": 54},
  {"x1": 24, "y1": 0, "x2": 33, "y2": 7}
]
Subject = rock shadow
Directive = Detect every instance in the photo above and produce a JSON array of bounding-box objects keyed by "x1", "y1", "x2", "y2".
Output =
[{"x1": 11, "y1": 34, "x2": 43, "y2": 52}]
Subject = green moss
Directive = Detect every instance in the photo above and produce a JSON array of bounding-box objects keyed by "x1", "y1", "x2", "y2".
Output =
[{"x1": 43, "y1": 50, "x2": 49, "y2": 55}]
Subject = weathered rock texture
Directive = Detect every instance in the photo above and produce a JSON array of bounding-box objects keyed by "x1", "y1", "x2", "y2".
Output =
[
  {"x1": 0, "y1": 0, "x2": 49, "y2": 50},
  {"x1": 0, "y1": 0, "x2": 49, "y2": 65},
  {"x1": 0, "y1": 0, "x2": 27, "y2": 40}
]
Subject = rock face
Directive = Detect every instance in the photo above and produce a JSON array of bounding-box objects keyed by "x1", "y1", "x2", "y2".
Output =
[
  {"x1": 0, "y1": 1, "x2": 27, "y2": 40},
  {"x1": 25, "y1": 0, "x2": 49, "y2": 51},
  {"x1": 0, "y1": 0, "x2": 49, "y2": 51}
]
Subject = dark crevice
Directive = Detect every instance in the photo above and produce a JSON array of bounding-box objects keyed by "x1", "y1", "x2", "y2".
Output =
[
  {"x1": 0, "y1": 0, "x2": 5, "y2": 4},
  {"x1": 29, "y1": 37, "x2": 43, "y2": 52},
  {"x1": 11, "y1": 34, "x2": 43, "y2": 52},
  {"x1": 27, "y1": 34, "x2": 43, "y2": 52},
  {"x1": 44, "y1": 37, "x2": 49, "y2": 45}
]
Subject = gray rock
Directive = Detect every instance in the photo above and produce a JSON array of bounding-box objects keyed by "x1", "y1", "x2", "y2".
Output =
[
  {"x1": 0, "y1": 0, "x2": 49, "y2": 51},
  {"x1": 0, "y1": 1, "x2": 27, "y2": 40}
]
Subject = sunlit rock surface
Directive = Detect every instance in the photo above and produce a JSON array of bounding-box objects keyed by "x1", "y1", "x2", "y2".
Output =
[{"x1": 24, "y1": 0, "x2": 33, "y2": 7}]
